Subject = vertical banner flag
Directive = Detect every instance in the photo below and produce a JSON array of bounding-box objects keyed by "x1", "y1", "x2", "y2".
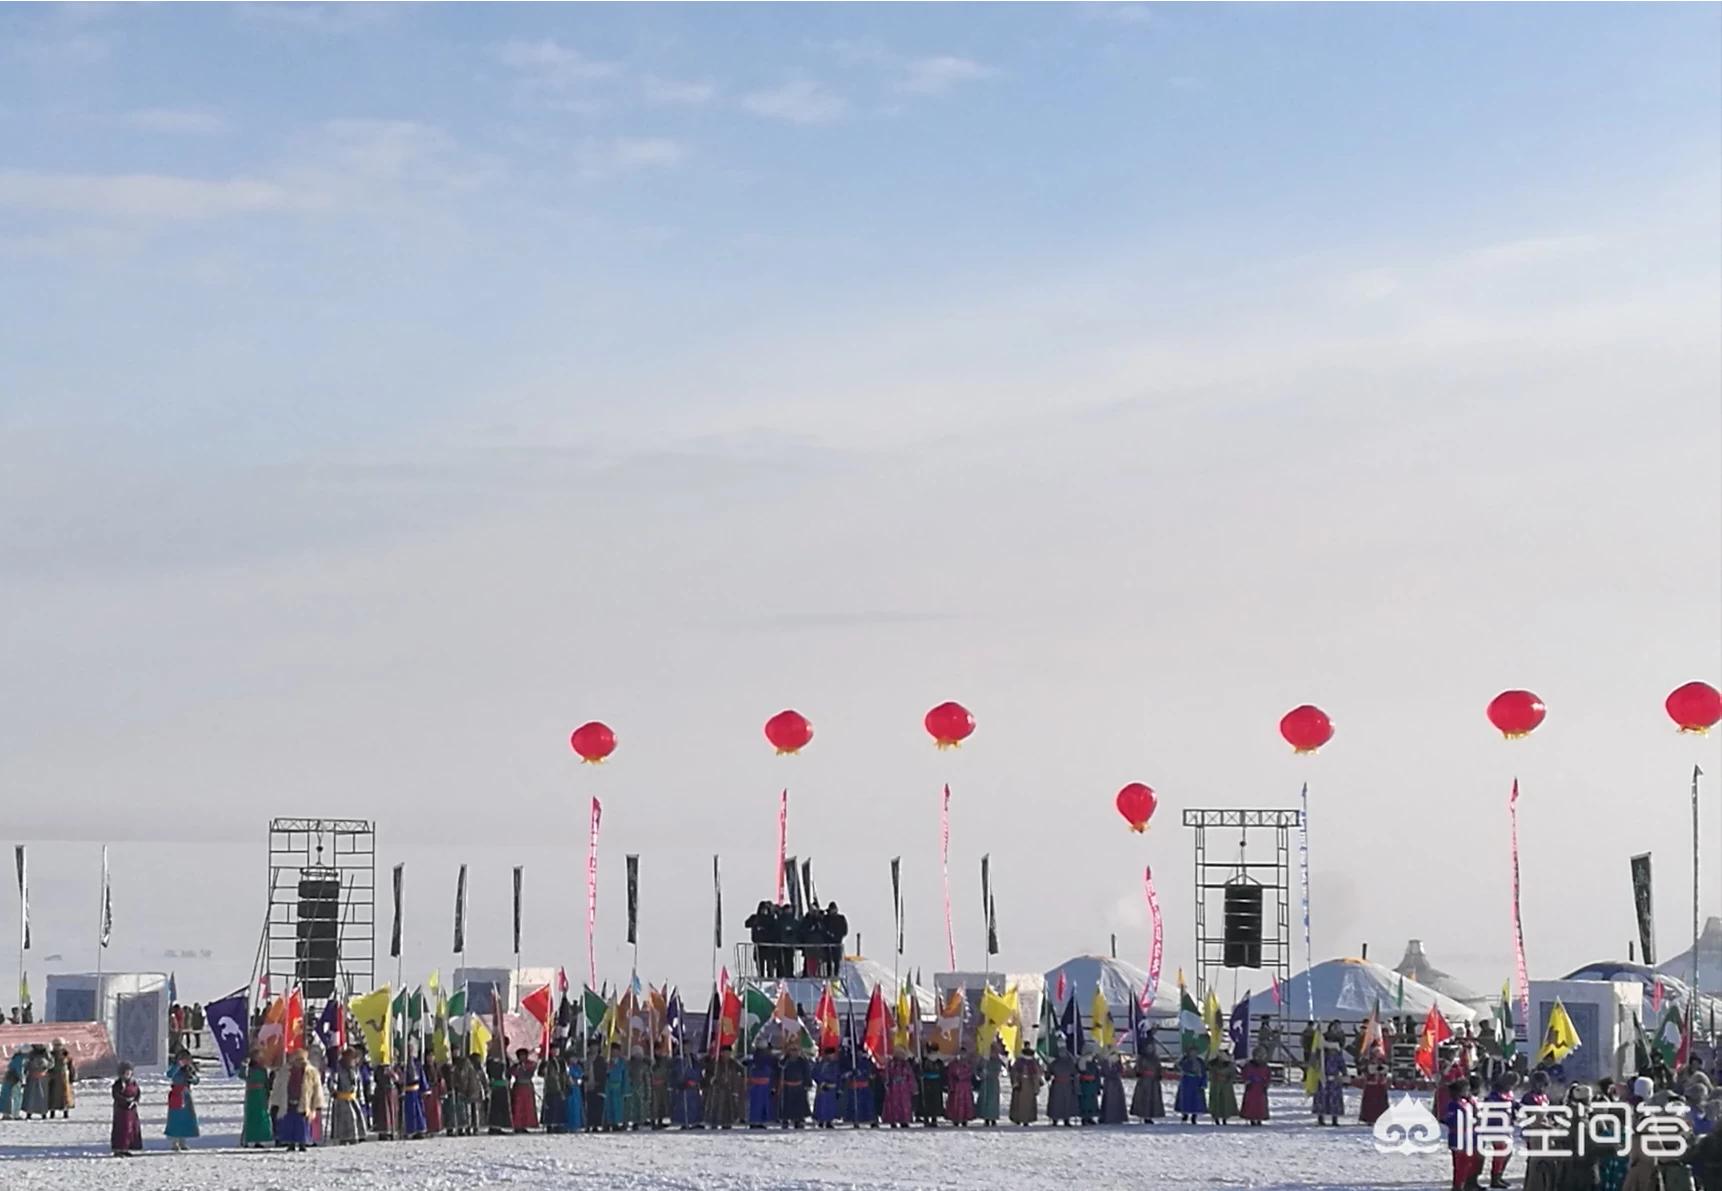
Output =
[
  {"x1": 775, "y1": 789, "x2": 789, "y2": 906},
  {"x1": 1630, "y1": 852, "x2": 1657, "y2": 966},
  {"x1": 587, "y1": 797, "x2": 603, "y2": 988},
  {"x1": 713, "y1": 855, "x2": 723, "y2": 950},
  {"x1": 626, "y1": 854, "x2": 640, "y2": 946},
  {"x1": 1299, "y1": 783, "x2": 1314, "y2": 1023},
  {"x1": 785, "y1": 856, "x2": 802, "y2": 917},
  {"x1": 801, "y1": 858, "x2": 815, "y2": 909},
  {"x1": 391, "y1": 863, "x2": 404, "y2": 960},
  {"x1": 100, "y1": 845, "x2": 113, "y2": 949},
  {"x1": 941, "y1": 784, "x2": 956, "y2": 971},
  {"x1": 15, "y1": 845, "x2": 28, "y2": 952},
  {"x1": 981, "y1": 854, "x2": 999, "y2": 956},
  {"x1": 453, "y1": 864, "x2": 468, "y2": 955},
  {"x1": 512, "y1": 865, "x2": 523, "y2": 956},
  {"x1": 205, "y1": 991, "x2": 251, "y2": 1077},
  {"x1": 890, "y1": 857, "x2": 903, "y2": 955},
  {"x1": 1144, "y1": 865, "x2": 1164, "y2": 1008},
  {"x1": 1509, "y1": 780, "x2": 1531, "y2": 1026},
  {"x1": 1692, "y1": 766, "x2": 1704, "y2": 1041}
]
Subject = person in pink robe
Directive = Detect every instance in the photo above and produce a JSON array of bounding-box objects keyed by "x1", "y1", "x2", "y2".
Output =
[{"x1": 945, "y1": 1050, "x2": 976, "y2": 1126}]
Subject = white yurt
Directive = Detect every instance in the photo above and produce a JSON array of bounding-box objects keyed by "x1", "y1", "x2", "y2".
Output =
[
  {"x1": 1241, "y1": 957, "x2": 1478, "y2": 1025},
  {"x1": 1043, "y1": 955, "x2": 1181, "y2": 1020}
]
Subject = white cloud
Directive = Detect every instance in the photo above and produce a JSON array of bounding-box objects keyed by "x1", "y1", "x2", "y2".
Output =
[
  {"x1": 121, "y1": 107, "x2": 232, "y2": 136},
  {"x1": 492, "y1": 37, "x2": 622, "y2": 101},
  {"x1": 641, "y1": 75, "x2": 718, "y2": 106},
  {"x1": 895, "y1": 55, "x2": 994, "y2": 96},
  {"x1": 0, "y1": 170, "x2": 323, "y2": 220},
  {"x1": 575, "y1": 136, "x2": 686, "y2": 180},
  {"x1": 742, "y1": 80, "x2": 848, "y2": 125}
]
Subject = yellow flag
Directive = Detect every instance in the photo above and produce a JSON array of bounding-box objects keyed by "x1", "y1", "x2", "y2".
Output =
[
  {"x1": 1303, "y1": 1024, "x2": 1324, "y2": 1094},
  {"x1": 1090, "y1": 987, "x2": 1114, "y2": 1048},
  {"x1": 350, "y1": 986, "x2": 393, "y2": 1065},
  {"x1": 893, "y1": 985, "x2": 914, "y2": 1050},
  {"x1": 1538, "y1": 999, "x2": 1581, "y2": 1063},
  {"x1": 426, "y1": 970, "x2": 441, "y2": 995},
  {"x1": 979, "y1": 983, "x2": 1021, "y2": 1055},
  {"x1": 468, "y1": 1013, "x2": 491, "y2": 1059},
  {"x1": 1203, "y1": 989, "x2": 1222, "y2": 1059},
  {"x1": 936, "y1": 987, "x2": 967, "y2": 1053},
  {"x1": 604, "y1": 994, "x2": 621, "y2": 1046}
]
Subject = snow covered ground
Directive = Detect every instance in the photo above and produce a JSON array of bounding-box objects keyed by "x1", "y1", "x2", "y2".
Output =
[{"x1": 3, "y1": 1080, "x2": 1454, "y2": 1190}]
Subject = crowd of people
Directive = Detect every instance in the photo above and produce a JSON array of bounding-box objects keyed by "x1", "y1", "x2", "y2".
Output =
[
  {"x1": 0, "y1": 1039, "x2": 77, "y2": 1119},
  {"x1": 742, "y1": 901, "x2": 848, "y2": 979}
]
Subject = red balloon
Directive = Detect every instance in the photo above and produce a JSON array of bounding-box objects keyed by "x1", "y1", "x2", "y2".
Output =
[
  {"x1": 764, "y1": 709, "x2": 814, "y2": 754},
  {"x1": 569, "y1": 721, "x2": 616, "y2": 763},
  {"x1": 1115, "y1": 783, "x2": 1158, "y2": 833},
  {"x1": 1667, "y1": 682, "x2": 1722, "y2": 734},
  {"x1": 924, "y1": 701, "x2": 975, "y2": 749},
  {"x1": 1279, "y1": 705, "x2": 1334, "y2": 754},
  {"x1": 1487, "y1": 690, "x2": 1546, "y2": 739}
]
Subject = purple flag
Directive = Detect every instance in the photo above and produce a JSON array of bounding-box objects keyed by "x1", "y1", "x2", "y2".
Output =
[
  {"x1": 205, "y1": 991, "x2": 250, "y2": 1077},
  {"x1": 1227, "y1": 994, "x2": 1251, "y2": 1057}
]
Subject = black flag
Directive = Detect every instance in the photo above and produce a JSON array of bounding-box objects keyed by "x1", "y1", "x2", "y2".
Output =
[
  {"x1": 100, "y1": 845, "x2": 112, "y2": 949},
  {"x1": 390, "y1": 863, "x2": 404, "y2": 959},
  {"x1": 1630, "y1": 853, "x2": 1656, "y2": 966},
  {"x1": 981, "y1": 855, "x2": 999, "y2": 956},
  {"x1": 712, "y1": 856, "x2": 722, "y2": 950},
  {"x1": 785, "y1": 856, "x2": 802, "y2": 917},
  {"x1": 15, "y1": 846, "x2": 28, "y2": 952},
  {"x1": 890, "y1": 856, "x2": 903, "y2": 955},
  {"x1": 801, "y1": 858, "x2": 815, "y2": 909},
  {"x1": 626, "y1": 855, "x2": 639, "y2": 946},
  {"x1": 512, "y1": 865, "x2": 523, "y2": 956},
  {"x1": 453, "y1": 864, "x2": 468, "y2": 954}
]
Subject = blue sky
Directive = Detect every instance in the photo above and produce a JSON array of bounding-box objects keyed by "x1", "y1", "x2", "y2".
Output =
[{"x1": 2, "y1": 4, "x2": 1719, "y2": 997}]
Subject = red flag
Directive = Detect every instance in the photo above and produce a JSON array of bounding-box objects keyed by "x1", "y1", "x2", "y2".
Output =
[
  {"x1": 1055, "y1": 970, "x2": 1066, "y2": 1006},
  {"x1": 522, "y1": 983, "x2": 553, "y2": 1025},
  {"x1": 863, "y1": 986, "x2": 888, "y2": 1062},
  {"x1": 1271, "y1": 975, "x2": 1282, "y2": 1008},
  {"x1": 284, "y1": 987, "x2": 305, "y2": 1056},
  {"x1": 718, "y1": 985, "x2": 743, "y2": 1049},
  {"x1": 815, "y1": 985, "x2": 840, "y2": 1052},
  {"x1": 1414, "y1": 1005, "x2": 1452, "y2": 1075},
  {"x1": 1653, "y1": 979, "x2": 1664, "y2": 1014},
  {"x1": 719, "y1": 967, "x2": 733, "y2": 1000}
]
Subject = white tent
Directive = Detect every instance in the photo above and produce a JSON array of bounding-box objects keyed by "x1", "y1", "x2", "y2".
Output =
[
  {"x1": 1564, "y1": 960, "x2": 1722, "y2": 1028},
  {"x1": 43, "y1": 971, "x2": 171, "y2": 1071},
  {"x1": 1656, "y1": 916, "x2": 1722, "y2": 995},
  {"x1": 452, "y1": 965, "x2": 560, "y2": 1015},
  {"x1": 768, "y1": 955, "x2": 936, "y2": 1019},
  {"x1": 1044, "y1": 955, "x2": 1180, "y2": 1020},
  {"x1": 935, "y1": 971, "x2": 1047, "y2": 1045},
  {"x1": 1393, "y1": 940, "x2": 1490, "y2": 1012},
  {"x1": 1241, "y1": 957, "x2": 1478, "y2": 1025}
]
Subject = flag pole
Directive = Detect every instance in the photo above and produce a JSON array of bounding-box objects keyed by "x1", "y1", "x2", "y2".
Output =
[{"x1": 1692, "y1": 765, "x2": 1703, "y2": 1047}]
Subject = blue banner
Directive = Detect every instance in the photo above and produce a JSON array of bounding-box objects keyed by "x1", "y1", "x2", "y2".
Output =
[{"x1": 205, "y1": 991, "x2": 250, "y2": 1077}]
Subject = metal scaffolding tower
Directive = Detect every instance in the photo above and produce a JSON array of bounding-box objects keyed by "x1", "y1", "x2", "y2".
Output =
[
  {"x1": 264, "y1": 819, "x2": 376, "y2": 1015},
  {"x1": 1182, "y1": 808, "x2": 1301, "y2": 1001}
]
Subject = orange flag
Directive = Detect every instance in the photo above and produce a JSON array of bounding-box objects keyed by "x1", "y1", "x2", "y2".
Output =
[
  {"x1": 815, "y1": 984, "x2": 840, "y2": 1053},
  {"x1": 863, "y1": 986, "x2": 889, "y2": 1062},
  {"x1": 1414, "y1": 1004, "x2": 1452, "y2": 1075}
]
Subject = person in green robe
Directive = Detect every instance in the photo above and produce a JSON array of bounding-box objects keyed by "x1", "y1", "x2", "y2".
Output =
[
  {"x1": 625, "y1": 1046, "x2": 652, "y2": 1129},
  {"x1": 241, "y1": 1054, "x2": 274, "y2": 1148},
  {"x1": 1076, "y1": 1046, "x2": 1102, "y2": 1124},
  {"x1": 976, "y1": 1039, "x2": 1005, "y2": 1126},
  {"x1": 1207, "y1": 1049, "x2": 1239, "y2": 1124}
]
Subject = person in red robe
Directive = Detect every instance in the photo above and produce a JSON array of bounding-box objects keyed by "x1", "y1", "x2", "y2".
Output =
[
  {"x1": 109, "y1": 1062, "x2": 142, "y2": 1156},
  {"x1": 509, "y1": 1048, "x2": 539, "y2": 1132},
  {"x1": 1359, "y1": 1058, "x2": 1391, "y2": 1125}
]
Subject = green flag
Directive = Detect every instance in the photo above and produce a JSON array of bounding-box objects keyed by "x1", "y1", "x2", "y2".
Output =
[
  {"x1": 1179, "y1": 986, "x2": 1205, "y2": 1055},
  {"x1": 1037, "y1": 988, "x2": 1058, "y2": 1058},
  {"x1": 409, "y1": 989, "x2": 424, "y2": 1023},
  {"x1": 742, "y1": 987, "x2": 775, "y2": 1047},
  {"x1": 1497, "y1": 983, "x2": 1517, "y2": 1061},
  {"x1": 583, "y1": 987, "x2": 608, "y2": 1032},
  {"x1": 446, "y1": 987, "x2": 467, "y2": 1020}
]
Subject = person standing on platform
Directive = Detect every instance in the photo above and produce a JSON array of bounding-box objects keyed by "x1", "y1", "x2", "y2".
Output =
[{"x1": 109, "y1": 1061, "x2": 142, "y2": 1157}]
